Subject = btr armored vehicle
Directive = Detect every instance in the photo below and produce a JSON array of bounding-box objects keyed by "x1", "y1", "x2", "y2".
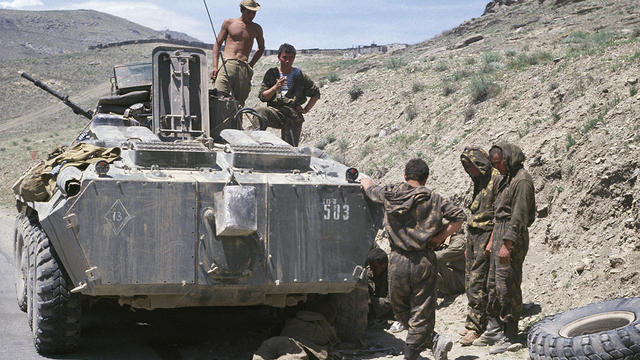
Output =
[{"x1": 12, "y1": 46, "x2": 380, "y2": 354}]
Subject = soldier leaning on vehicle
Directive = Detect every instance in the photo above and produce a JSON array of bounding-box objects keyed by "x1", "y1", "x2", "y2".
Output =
[{"x1": 361, "y1": 158, "x2": 466, "y2": 360}]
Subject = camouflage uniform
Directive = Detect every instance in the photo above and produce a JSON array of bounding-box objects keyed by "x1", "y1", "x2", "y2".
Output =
[
  {"x1": 486, "y1": 144, "x2": 535, "y2": 330},
  {"x1": 364, "y1": 182, "x2": 466, "y2": 352},
  {"x1": 460, "y1": 148, "x2": 502, "y2": 334},
  {"x1": 213, "y1": 59, "x2": 254, "y2": 107},
  {"x1": 435, "y1": 232, "x2": 465, "y2": 296},
  {"x1": 255, "y1": 67, "x2": 320, "y2": 146}
]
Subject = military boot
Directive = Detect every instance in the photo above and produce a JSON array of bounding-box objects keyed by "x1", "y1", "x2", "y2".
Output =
[
  {"x1": 488, "y1": 321, "x2": 523, "y2": 354},
  {"x1": 431, "y1": 332, "x2": 453, "y2": 360},
  {"x1": 403, "y1": 344, "x2": 420, "y2": 360},
  {"x1": 472, "y1": 317, "x2": 504, "y2": 346}
]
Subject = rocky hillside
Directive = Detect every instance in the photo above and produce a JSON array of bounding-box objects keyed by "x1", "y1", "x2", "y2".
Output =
[
  {"x1": 0, "y1": 9, "x2": 197, "y2": 60},
  {"x1": 295, "y1": 0, "x2": 640, "y2": 320}
]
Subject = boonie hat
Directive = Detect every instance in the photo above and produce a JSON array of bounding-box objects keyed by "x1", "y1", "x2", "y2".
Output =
[{"x1": 240, "y1": 0, "x2": 261, "y2": 11}]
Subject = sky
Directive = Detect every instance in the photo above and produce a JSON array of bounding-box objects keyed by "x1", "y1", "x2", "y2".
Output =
[{"x1": 0, "y1": 0, "x2": 488, "y2": 49}]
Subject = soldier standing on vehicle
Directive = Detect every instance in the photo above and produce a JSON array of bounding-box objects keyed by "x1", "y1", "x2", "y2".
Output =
[
  {"x1": 361, "y1": 158, "x2": 466, "y2": 360},
  {"x1": 457, "y1": 147, "x2": 502, "y2": 346},
  {"x1": 210, "y1": 0, "x2": 265, "y2": 107},
  {"x1": 473, "y1": 143, "x2": 535, "y2": 354},
  {"x1": 254, "y1": 43, "x2": 320, "y2": 146}
]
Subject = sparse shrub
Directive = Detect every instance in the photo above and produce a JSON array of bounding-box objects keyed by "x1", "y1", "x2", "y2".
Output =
[
  {"x1": 507, "y1": 51, "x2": 553, "y2": 70},
  {"x1": 327, "y1": 72, "x2": 340, "y2": 82},
  {"x1": 567, "y1": 164, "x2": 575, "y2": 176},
  {"x1": 11, "y1": 141, "x2": 18, "y2": 146},
  {"x1": 359, "y1": 143, "x2": 374, "y2": 160},
  {"x1": 315, "y1": 134, "x2": 337, "y2": 150},
  {"x1": 22, "y1": 138, "x2": 29, "y2": 142},
  {"x1": 405, "y1": 105, "x2": 418, "y2": 121},
  {"x1": 26, "y1": 146, "x2": 32, "y2": 150},
  {"x1": 481, "y1": 52, "x2": 502, "y2": 73},
  {"x1": 552, "y1": 112, "x2": 561, "y2": 123},
  {"x1": 548, "y1": 82, "x2": 559, "y2": 91},
  {"x1": 453, "y1": 69, "x2": 471, "y2": 81},
  {"x1": 434, "y1": 62, "x2": 448, "y2": 72},
  {"x1": 630, "y1": 84, "x2": 638, "y2": 97},
  {"x1": 442, "y1": 81, "x2": 456, "y2": 96},
  {"x1": 629, "y1": 51, "x2": 640, "y2": 63},
  {"x1": 632, "y1": 28, "x2": 640, "y2": 39},
  {"x1": 505, "y1": 48, "x2": 517, "y2": 57},
  {"x1": 318, "y1": 79, "x2": 327, "y2": 88},
  {"x1": 412, "y1": 81, "x2": 425, "y2": 93},
  {"x1": 465, "y1": 57, "x2": 477, "y2": 65},
  {"x1": 386, "y1": 57, "x2": 406, "y2": 70},
  {"x1": 348, "y1": 86, "x2": 364, "y2": 101},
  {"x1": 499, "y1": 99, "x2": 510, "y2": 108},
  {"x1": 464, "y1": 107, "x2": 475, "y2": 122},
  {"x1": 565, "y1": 134, "x2": 576, "y2": 150},
  {"x1": 328, "y1": 139, "x2": 349, "y2": 163},
  {"x1": 390, "y1": 133, "x2": 419, "y2": 146},
  {"x1": 469, "y1": 75, "x2": 500, "y2": 103}
]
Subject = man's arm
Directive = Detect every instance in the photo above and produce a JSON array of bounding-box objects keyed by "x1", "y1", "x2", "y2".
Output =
[
  {"x1": 297, "y1": 96, "x2": 319, "y2": 114},
  {"x1": 260, "y1": 77, "x2": 285, "y2": 102},
  {"x1": 211, "y1": 20, "x2": 230, "y2": 80},
  {"x1": 360, "y1": 178, "x2": 386, "y2": 204},
  {"x1": 248, "y1": 25, "x2": 264, "y2": 68},
  {"x1": 428, "y1": 198, "x2": 466, "y2": 248}
]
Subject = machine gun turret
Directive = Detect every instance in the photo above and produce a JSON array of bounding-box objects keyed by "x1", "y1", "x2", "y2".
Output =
[{"x1": 20, "y1": 72, "x2": 94, "y2": 120}]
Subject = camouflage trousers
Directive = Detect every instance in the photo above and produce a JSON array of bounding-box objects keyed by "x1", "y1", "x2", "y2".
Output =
[
  {"x1": 486, "y1": 221, "x2": 529, "y2": 324},
  {"x1": 389, "y1": 249, "x2": 438, "y2": 351},
  {"x1": 213, "y1": 59, "x2": 253, "y2": 107},
  {"x1": 253, "y1": 105, "x2": 304, "y2": 146},
  {"x1": 464, "y1": 228, "x2": 491, "y2": 333}
]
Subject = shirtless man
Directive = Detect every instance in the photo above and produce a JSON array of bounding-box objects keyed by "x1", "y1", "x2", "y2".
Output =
[{"x1": 210, "y1": 0, "x2": 265, "y2": 107}]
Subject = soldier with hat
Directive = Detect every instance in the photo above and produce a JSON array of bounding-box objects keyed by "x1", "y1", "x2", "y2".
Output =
[{"x1": 210, "y1": 0, "x2": 265, "y2": 107}]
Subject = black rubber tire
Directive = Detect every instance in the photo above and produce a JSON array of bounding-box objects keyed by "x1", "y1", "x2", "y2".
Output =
[
  {"x1": 26, "y1": 224, "x2": 36, "y2": 329},
  {"x1": 330, "y1": 282, "x2": 369, "y2": 344},
  {"x1": 528, "y1": 297, "x2": 640, "y2": 360},
  {"x1": 31, "y1": 223, "x2": 81, "y2": 354},
  {"x1": 13, "y1": 215, "x2": 29, "y2": 312}
]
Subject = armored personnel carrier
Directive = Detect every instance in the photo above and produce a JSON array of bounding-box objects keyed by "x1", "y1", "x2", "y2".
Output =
[{"x1": 12, "y1": 46, "x2": 380, "y2": 354}]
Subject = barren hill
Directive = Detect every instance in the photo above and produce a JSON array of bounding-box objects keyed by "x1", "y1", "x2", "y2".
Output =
[{"x1": 0, "y1": 9, "x2": 197, "y2": 60}]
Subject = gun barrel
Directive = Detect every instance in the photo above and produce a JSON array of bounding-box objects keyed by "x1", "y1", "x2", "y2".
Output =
[{"x1": 20, "y1": 72, "x2": 93, "y2": 120}]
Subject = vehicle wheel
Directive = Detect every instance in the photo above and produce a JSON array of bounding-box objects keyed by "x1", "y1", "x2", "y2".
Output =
[
  {"x1": 528, "y1": 297, "x2": 640, "y2": 360},
  {"x1": 26, "y1": 224, "x2": 36, "y2": 329},
  {"x1": 330, "y1": 282, "x2": 369, "y2": 344},
  {"x1": 31, "y1": 223, "x2": 81, "y2": 354},
  {"x1": 13, "y1": 215, "x2": 30, "y2": 312}
]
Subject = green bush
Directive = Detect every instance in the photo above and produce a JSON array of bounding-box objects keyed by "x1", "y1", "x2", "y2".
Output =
[
  {"x1": 507, "y1": 51, "x2": 553, "y2": 70},
  {"x1": 453, "y1": 69, "x2": 471, "y2": 81},
  {"x1": 412, "y1": 81, "x2": 425, "y2": 93},
  {"x1": 442, "y1": 81, "x2": 456, "y2": 96},
  {"x1": 469, "y1": 75, "x2": 500, "y2": 103},
  {"x1": 631, "y1": 84, "x2": 638, "y2": 97},
  {"x1": 327, "y1": 72, "x2": 340, "y2": 82},
  {"x1": 504, "y1": 49, "x2": 517, "y2": 57},
  {"x1": 464, "y1": 107, "x2": 475, "y2": 122},
  {"x1": 434, "y1": 62, "x2": 448, "y2": 72},
  {"x1": 565, "y1": 134, "x2": 576, "y2": 150},
  {"x1": 386, "y1": 57, "x2": 406, "y2": 70},
  {"x1": 348, "y1": 86, "x2": 364, "y2": 101},
  {"x1": 405, "y1": 105, "x2": 418, "y2": 121},
  {"x1": 464, "y1": 57, "x2": 477, "y2": 65},
  {"x1": 315, "y1": 134, "x2": 337, "y2": 150}
]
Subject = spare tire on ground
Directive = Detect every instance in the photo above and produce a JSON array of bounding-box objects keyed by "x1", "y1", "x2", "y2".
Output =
[{"x1": 528, "y1": 297, "x2": 640, "y2": 360}]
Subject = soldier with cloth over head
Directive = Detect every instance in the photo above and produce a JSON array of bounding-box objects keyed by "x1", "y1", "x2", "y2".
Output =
[
  {"x1": 361, "y1": 158, "x2": 466, "y2": 360},
  {"x1": 457, "y1": 147, "x2": 502, "y2": 345},
  {"x1": 473, "y1": 143, "x2": 535, "y2": 354}
]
